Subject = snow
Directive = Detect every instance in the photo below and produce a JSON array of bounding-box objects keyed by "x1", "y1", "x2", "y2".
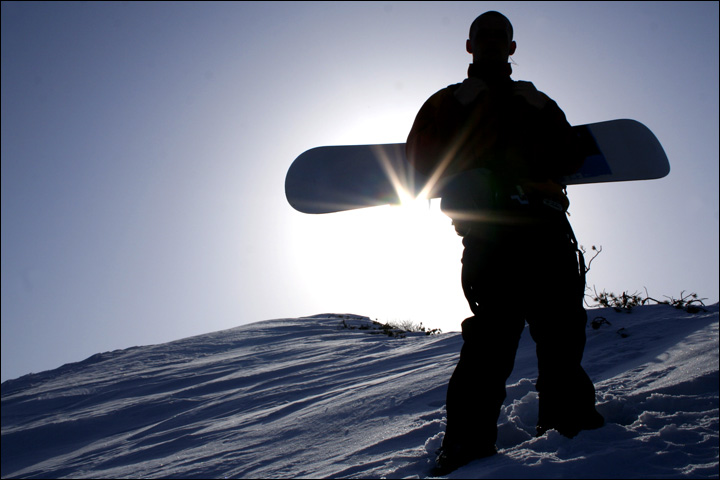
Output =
[{"x1": 1, "y1": 304, "x2": 718, "y2": 479}]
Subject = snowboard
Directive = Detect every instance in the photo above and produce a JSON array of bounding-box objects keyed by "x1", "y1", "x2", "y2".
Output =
[{"x1": 285, "y1": 119, "x2": 669, "y2": 214}]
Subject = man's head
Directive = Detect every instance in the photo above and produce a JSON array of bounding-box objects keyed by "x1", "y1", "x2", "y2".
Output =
[{"x1": 467, "y1": 11, "x2": 516, "y2": 63}]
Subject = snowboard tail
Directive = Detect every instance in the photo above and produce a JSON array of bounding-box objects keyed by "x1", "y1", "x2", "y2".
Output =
[{"x1": 286, "y1": 119, "x2": 669, "y2": 214}]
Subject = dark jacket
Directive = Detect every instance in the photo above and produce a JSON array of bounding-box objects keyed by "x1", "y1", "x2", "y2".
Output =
[{"x1": 406, "y1": 63, "x2": 584, "y2": 219}]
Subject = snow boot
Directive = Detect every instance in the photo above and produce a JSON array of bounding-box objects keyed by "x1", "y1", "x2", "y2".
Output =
[
  {"x1": 536, "y1": 409, "x2": 605, "y2": 438},
  {"x1": 430, "y1": 443, "x2": 497, "y2": 476}
]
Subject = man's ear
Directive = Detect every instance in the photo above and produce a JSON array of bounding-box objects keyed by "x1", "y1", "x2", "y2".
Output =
[
  {"x1": 466, "y1": 38, "x2": 473, "y2": 54},
  {"x1": 509, "y1": 40, "x2": 517, "y2": 56}
]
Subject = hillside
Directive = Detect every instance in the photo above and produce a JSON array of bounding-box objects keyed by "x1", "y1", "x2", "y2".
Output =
[{"x1": 2, "y1": 304, "x2": 718, "y2": 479}]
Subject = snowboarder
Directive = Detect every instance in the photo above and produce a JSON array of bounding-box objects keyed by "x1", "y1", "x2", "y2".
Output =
[{"x1": 406, "y1": 11, "x2": 604, "y2": 475}]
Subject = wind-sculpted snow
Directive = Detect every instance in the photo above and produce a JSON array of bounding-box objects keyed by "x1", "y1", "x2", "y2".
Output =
[{"x1": 2, "y1": 305, "x2": 718, "y2": 479}]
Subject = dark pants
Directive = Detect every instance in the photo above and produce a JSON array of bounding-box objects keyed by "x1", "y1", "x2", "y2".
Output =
[{"x1": 443, "y1": 213, "x2": 601, "y2": 450}]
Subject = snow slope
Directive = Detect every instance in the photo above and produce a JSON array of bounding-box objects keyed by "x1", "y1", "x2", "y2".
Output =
[{"x1": 1, "y1": 304, "x2": 718, "y2": 479}]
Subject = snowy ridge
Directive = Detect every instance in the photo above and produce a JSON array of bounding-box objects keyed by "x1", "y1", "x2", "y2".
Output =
[{"x1": 1, "y1": 306, "x2": 718, "y2": 479}]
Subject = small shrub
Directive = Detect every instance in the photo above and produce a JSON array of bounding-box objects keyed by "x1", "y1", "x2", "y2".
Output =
[
  {"x1": 590, "y1": 316, "x2": 611, "y2": 329},
  {"x1": 645, "y1": 290, "x2": 708, "y2": 313},
  {"x1": 390, "y1": 319, "x2": 442, "y2": 336},
  {"x1": 337, "y1": 317, "x2": 441, "y2": 337},
  {"x1": 586, "y1": 287, "x2": 708, "y2": 314},
  {"x1": 589, "y1": 287, "x2": 644, "y2": 312}
]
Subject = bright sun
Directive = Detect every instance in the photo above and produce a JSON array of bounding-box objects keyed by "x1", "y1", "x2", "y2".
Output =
[
  {"x1": 287, "y1": 110, "x2": 471, "y2": 331},
  {"x1": 289, "y1": 180, "x2": 468, "y2": 332}
]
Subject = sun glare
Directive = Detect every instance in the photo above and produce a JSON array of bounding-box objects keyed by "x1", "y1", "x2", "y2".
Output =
[
  {"x1": 288, "y1": 110, "x2": 470, "y2": 331},
  {"x1": 289, "y1": 186, "x2": 467, "y2": 332}
]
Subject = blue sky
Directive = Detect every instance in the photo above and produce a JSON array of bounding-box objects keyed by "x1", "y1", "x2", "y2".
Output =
[{"x1": 2, "y1": 1, "x2": 718, "y2": 382}]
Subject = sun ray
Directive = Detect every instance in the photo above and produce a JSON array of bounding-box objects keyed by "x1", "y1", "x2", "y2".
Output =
[{"x1": 370, "y1": 144, "x2": 422, "y2": 206}]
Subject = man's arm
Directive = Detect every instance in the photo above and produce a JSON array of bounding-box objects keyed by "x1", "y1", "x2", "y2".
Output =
[{"x1": 406, "y1": 87, "x2": 471, "y2": 178}]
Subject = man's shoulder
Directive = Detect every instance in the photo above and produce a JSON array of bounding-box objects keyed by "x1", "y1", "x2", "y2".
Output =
[
  {"x1": 432, "y1": 82, "x2": 464, "y2": 97},
  {"x1": 511, "y1": 80, "x2": 551, "y2": 109},
  {"x1": 420, "y1": 82, "x2": 464, "y2": 108}
]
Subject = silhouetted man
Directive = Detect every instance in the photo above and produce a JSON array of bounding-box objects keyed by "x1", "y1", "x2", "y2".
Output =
[{"x1": 406, "y1": 11, "x2": 604, "y2": 475}]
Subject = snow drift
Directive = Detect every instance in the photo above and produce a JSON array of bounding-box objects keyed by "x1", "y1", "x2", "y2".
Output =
[{"x1": 2, "y1": 304, "x2": 718, "y2": 479}]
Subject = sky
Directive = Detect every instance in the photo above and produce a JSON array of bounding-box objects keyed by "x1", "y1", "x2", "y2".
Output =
[{"x1": 1, "y1": 1, "x2": 718, "y2": 382}]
